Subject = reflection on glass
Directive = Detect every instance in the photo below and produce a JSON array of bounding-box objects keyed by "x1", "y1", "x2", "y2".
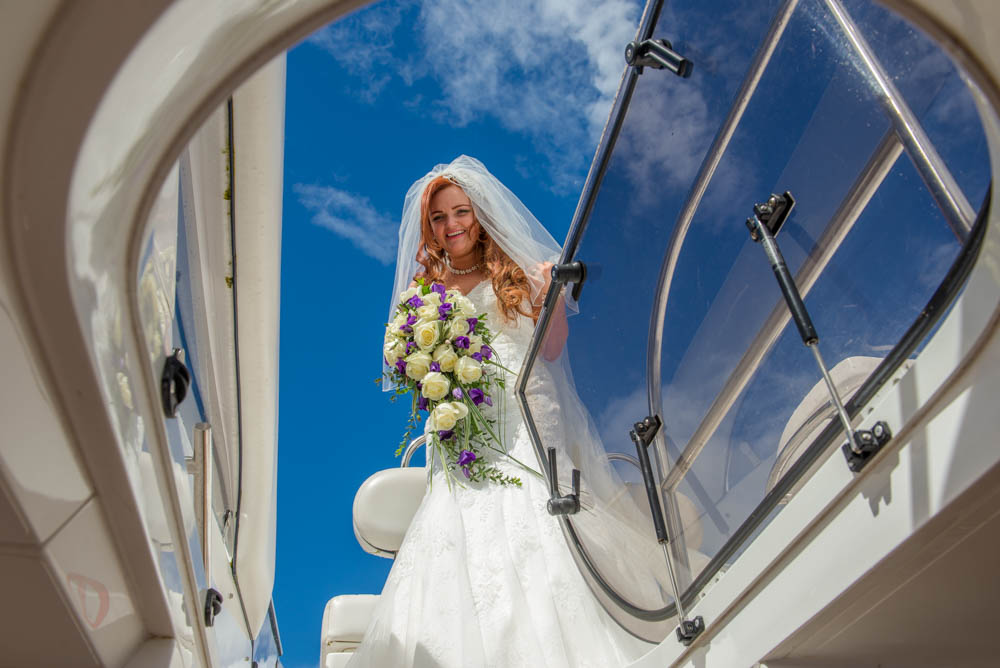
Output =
[
  {"x1": 522, "y1": 0, "x2": 989, "y2": 637},
  {"x1": 657, "y1": 0, "x2": 988, "y2": 595}
]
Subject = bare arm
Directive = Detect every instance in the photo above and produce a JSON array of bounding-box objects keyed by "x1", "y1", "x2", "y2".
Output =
[{"x1": 531, "y1": 262, "x2": 569, "y2": 361}]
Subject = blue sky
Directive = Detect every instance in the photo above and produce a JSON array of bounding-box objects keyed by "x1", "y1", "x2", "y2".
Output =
[
  {"x1": 273, "y1": 0, "x2": 989, "y2": 665},
  {"x1": 275, "y1": 1, "x2": 642, "y2": 666}
]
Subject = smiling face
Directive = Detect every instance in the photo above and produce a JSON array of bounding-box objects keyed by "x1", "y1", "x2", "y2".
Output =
[{"x1": 428, "y1": 184, "x2": 482, "y2": 267}]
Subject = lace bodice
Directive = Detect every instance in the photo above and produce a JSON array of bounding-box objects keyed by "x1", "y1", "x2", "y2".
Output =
[{"x1": 422, "y1": 280, "x2": 540, "y2": 477}]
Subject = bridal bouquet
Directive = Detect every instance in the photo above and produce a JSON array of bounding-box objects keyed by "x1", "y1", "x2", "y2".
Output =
[{"x1": 382, "y1": 279, "x2": 526, "y2": 487}]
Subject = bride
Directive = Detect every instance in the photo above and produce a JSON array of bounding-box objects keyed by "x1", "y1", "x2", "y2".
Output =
[{"x1": 347, "y1": 156, "x2": 649, "y2": 667}]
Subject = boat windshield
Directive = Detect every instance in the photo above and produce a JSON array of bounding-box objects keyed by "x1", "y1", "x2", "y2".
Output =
[{"x1": 519, "y1": 0, "x2": 990, "y2": 641}]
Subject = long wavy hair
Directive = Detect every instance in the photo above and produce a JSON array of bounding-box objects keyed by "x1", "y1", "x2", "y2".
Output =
[{"x1": 416, "y1": 176, "x2": 539, "y2": 322}]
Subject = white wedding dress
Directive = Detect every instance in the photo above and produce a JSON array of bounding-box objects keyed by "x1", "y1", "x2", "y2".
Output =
[{"x1": 347, "y1": 281, "x2": 650, "y2": 668}]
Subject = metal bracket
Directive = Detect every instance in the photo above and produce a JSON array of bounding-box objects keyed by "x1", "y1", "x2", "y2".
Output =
[
  {"x1": 745, "y1": 191, "x2": 796, "y2": 240},
  {"x1": 203, "y1": 587, "x2": 223, "y2": 627},
  {"x1": 842, "y1": 421, "x2": 892, "y2": 472},
  {"x1": 625, "y1": 39, "x2": 692, "y2": 77},
  {"x1": 550, "y1": 260, "x2": 587, "y2": 302},
  {"x1": 545, "y1": 447, "x2": 580, "y2": 516},
  {"x1": 676, "y1": 615, "x2": 705, "y2": 646},
  {"x1": 161, "y1": 348, "x2": 190, "y2": 418}
]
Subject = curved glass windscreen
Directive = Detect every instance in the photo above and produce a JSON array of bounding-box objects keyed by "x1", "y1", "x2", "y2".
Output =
[{"x1": 520, "y1": 0, "x2": 990, "y2": 641}]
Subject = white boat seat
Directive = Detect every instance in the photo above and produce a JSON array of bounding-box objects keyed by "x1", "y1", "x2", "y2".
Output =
[
  {"x1": 325, "y1": 654, "x2": 354, "y2": 668},
  {"x1": 321, "y1": 594, "x2": 379, "y2": 659},
  {"x1": 353, "y1": 467, "x2": 427, "y2": 558}
]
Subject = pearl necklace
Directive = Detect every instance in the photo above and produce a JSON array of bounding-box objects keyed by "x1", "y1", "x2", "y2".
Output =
[{"x1": 447, "y1": 260, "x2": 480, "y2": 275}]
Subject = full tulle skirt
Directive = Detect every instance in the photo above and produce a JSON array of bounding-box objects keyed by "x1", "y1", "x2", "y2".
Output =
[{"x1": 345, "y1": 433, "x2": 649, "y2": 668}]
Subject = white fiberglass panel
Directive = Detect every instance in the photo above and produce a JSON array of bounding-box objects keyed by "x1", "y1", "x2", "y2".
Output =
[
  {"x1": 47, "y1": 499, "x2": 145, "y2": 666},
  {"x1": 0, "y1": 305, "x2": 92, "y2": 543}
]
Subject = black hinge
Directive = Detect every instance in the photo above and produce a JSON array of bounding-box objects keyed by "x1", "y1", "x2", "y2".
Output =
[
  {"x1": 550, "y1": 260, "x2": 588, "y2": 302},
  {"x1": 625, "y1": 39, "x2": 692, "y2": 77}
]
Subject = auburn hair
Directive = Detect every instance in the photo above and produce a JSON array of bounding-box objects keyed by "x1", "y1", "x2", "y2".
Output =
[{"x1": 416, "y1": 176, "x2": 539, "y2": 322}]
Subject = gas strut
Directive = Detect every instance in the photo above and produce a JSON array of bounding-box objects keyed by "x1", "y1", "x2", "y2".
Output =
[{"x1": 745, "y1": 193, "x2": 891, "y2": 471}]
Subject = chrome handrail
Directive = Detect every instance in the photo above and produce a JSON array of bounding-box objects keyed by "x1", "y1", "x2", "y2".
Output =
[
  {"x1": 824, "y1": 0, "x2": 974, "y2": 241},
  {"x1": 646, "y1": 0, "x2": 801, "y2": 537},
  {"x1": 400, "y1": 434, "x2": 427, "y2": 468}
]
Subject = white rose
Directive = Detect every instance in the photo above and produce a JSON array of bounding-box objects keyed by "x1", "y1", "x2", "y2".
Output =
[
  {"x1": 431, "y1": 403, "x2": 459, "y2": 430},
  {"x1": 383, "y1": 339, "x2": 406, "y2": 365},
  {"x1": 399, "y1": 286, "x2": 419, "y2": 303},
  {"x1": 431, "y1": 401, "x2": 470, "y2": 430},
  {"x1": 390, "y1": 312, "x2": 410, "y2": 337},
  {"x1": 453, "y1": 295, "x2": 476, "y2": 316},
  {"x1": 466, "y1": 335, "x2": 484, "y2": 355},
  {"x1": 422, "y1": 291, "x2": 442, "y2": 307},
  {"x1": 413, "y1": 319, "x2": 441, "y2": 350},
  {"x1": 421, "y1": 372, "x2": 450, "y2": 401},
  {"x1": 455, "y1": 356, "x2": 483, "y2": 384},
  {"x1": 404, "y1": 351, "x2": 432, "y2": 380},
  {"x1": 416, "y1": 303, "x2": 440, "y2": 321},
  {"x1": 433, "y1": 344, "x2": 459, "y2": 372},
  {"x1": 448, "y1": 317, "x2": 472, "y2": 338}
]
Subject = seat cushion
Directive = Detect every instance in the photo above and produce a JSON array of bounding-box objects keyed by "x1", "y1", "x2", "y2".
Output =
[
  {"x1": 325, "y1": 652, "x2": 355, "y2": 668},
  {"x1": 321, "y1": 594, "x2": 379, "y2": 655},
  {"x1": 352, "y1": 467, "x2": 427, "y2": 558}
]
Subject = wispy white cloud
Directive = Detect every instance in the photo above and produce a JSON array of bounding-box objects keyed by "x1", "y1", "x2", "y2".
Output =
[
  {"x1": 294, "y1": 183, "x2": 398, "y2": 264},
  {"x1": 306, "y1": 0, "x2": 642, "y2": 192}
]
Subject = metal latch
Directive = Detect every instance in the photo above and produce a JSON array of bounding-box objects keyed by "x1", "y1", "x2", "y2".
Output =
[
  {"x1": 161, "y1": 348, "x2": 190, "y2": 418},
  {"x1": 545, "y1": 447, "x2": 580, "y2": 516}
]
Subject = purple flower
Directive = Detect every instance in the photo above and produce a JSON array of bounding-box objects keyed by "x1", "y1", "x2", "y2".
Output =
[
  {"x1": 466, "y1": 317, "x2": 478, "y2": 333},
  {"x1": 401, "y1": 314, "x2": 417, "y2": 333},
  {"x1": 480, "y1": 344, "x2": 493, "y2": 360},
  {"x1": 415, "y1": 381, "x2": 422, "y2": 390},
  {"x1": 437, "y1": 429, "x2": 454, "y2": 441},
  {"x1": 431, "y1": 283, "x2": 446, "y2": 297},
  {"x1": 405, "y1": 341, "x2": 417, "y2": 354},
  {"x1": 457, "y1": 450, "x2": 477, "y2": 467},
  {"x1": 462, "y1": 466, "x2": 471, "y2": 479},
  {"x1": 471, "y1": 352, "x2": 483, "y2": 362},
  {"x1": 417, "y1": 397, "x2": 429, "y2": 412},
  {"x1": 452, "y1": 388, "x2": 463, "y2": 400},
  {"x1": 468, "y1": 388, "x2": 485, "y2": 405},
  {"x1": 395, "y1": 359, "x2": 406, "y2": 375},
  {"x1": 438, "y1": 303, "x2": 452, "y2": 320},
  {"x1": 484, "y1": 395, "x2": 493, "y2": 407},
  {"x1": 429, "y1": 361, "x2": 441, "y2": 372},
  {"x1": 454, "y1": 336, "x2": 470, "y2": 349},
  {"x1": 406, "y1": 295, "x2": 424, "y2": 309}
]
